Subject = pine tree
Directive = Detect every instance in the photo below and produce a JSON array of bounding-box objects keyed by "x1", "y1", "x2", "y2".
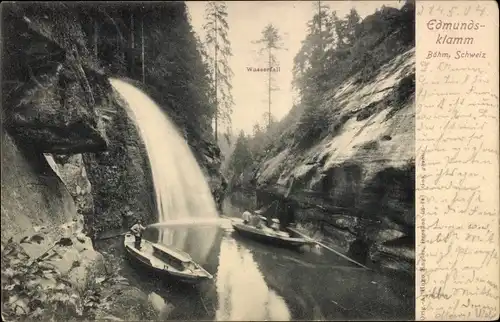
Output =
[
  {"x1": 345, "y1": 8, "x2": 361, "y2": 45},
  {"x1": 253, "y1": 24, "x2": 286, "y2": 129},
  {"x1": 332, "y1": 10, "x2": 347, "y2": 48},
  {"x1": 252, "y1": 123, "x2": 262, "y2": 137},
  {"x1": 203, "y1": 1, "x2": 234, "y2": 141},
  {"x1": 292, "y1": 2, "x2": 333, "y2": 100},
  {"x1": 312, "y1": 1, "x2": 331, "y2": 55}
]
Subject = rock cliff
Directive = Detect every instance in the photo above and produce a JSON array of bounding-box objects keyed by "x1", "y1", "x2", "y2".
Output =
[
  {"x1": 2, "y1": 2, "x2": 225, "y2": 237},
  {"x1": 1, "y1": 5, "x2": 114, "y2": 319},
  {"x1": 1, "y1": 130, "x2": 83, "y2": 243},
  {"x1": 235, "y1": 6, "x2": 415, "y2": 274},
  {"x1": 45, "y1": 154, "x2": 94, "y2": 219},
  {"x1": 82, "y1": 87, "x2": 156, "y2": 237},
  {"x1": 1, "y1": 3, "x2": 109, "y2": 239},
  {"x1": 256, "y1": 49, "x2": 414, "y2": 273},
  {"x1": 2, "y1": 5, "x2": 109, "y2": 155},
  {"x1": 1, "y1": 2, "x2": 224, "y2": 320}
]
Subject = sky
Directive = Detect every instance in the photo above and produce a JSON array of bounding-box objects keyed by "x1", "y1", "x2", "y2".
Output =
[{"x1": 185, "y1": 1, "x2": 403, "y2": 135}]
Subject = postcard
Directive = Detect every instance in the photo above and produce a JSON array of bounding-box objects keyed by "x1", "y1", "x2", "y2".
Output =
[{"x1": 0, "y1": 1, "x2": 498, "y2": 321}]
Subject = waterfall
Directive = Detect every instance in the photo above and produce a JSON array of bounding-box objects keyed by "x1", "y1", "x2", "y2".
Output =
[{"x1": 110, "y1": 78, "x2": 218, "y2": 262}]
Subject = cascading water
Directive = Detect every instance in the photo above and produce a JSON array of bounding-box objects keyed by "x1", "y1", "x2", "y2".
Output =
[{"x1": 109, "y1": 78, "x2": 218, "y2": 263}]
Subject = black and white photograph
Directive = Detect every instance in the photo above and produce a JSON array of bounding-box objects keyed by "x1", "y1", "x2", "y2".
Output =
[{"x1": 1, "y1": 1, "x2": 415, "y2": 320}]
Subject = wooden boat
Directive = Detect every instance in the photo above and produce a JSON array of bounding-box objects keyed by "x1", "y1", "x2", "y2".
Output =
[
  {"x1": 231, "y1": 218, "x2": 315, "y2": 249},
  {"x1": 123, "y1": 233, "x2": 213, "y2": 284}
]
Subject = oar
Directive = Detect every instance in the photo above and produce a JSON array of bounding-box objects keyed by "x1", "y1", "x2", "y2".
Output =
[
  {"x1": 96, "y1": 231, "x2": 128, "y2": 241},
  {"x1": 96, "y1": 224, "x2": 152, "y2": 241},
  {"x1": 148, "y1": 217, "x2": 227, "y2": 228},
  {"x1": 96, "y1": 218, "x2": 230, "y2": 241},
  {"x1": 288, "y1": 227, "x2": 371, "y2": 270}
]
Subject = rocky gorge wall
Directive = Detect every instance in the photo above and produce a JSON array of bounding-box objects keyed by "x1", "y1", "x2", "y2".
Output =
[
  {"x1": 1, "y1": 5, "x2": 110, "y2": 319},
  {"x1": 2, "y1": 2, "x2": 226, "y2": 237},
  {"x1": 1, "y1": 130, "x2": 82, "y2": 243},
  {"x1": 81, "y1": 87, "x2": 157, "y2": 238},
  {"x1": 240, "y1": 49, "x2": 415, "y2": 274},
  {"x1": 1, "y1": 133, "x2": 104, "y2": 318},
  {"x1": 1, "y1": 3, "x2": 110, "y2": 236},
  {"x1": 1, "y1": 3, "x2": 225, "y2": 320}
]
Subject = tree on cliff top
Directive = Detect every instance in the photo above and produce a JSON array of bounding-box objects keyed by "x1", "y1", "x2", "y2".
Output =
[
  {"x1": 292, "y1": 2, "x2": 335, "y2": 102},
  {"x1": 203, "y1": 1, "x2": 234, "y2": 141}
]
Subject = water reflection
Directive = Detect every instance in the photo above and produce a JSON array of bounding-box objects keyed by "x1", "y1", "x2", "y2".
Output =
[
  {"x1": 231, "y1": 231, "x2": 414, "y2": 320},
  {"x1": 215, "y1": 236, "x2": 290, "y2": 321},
  {"x1": 120, "y1": 225, "x2": 413, "y2": 321},
  {"x1": 146, "y1": 225, "x2": 218, "y2": 265}
]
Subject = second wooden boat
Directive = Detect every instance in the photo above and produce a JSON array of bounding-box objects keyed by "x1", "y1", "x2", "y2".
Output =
[{"x1": 231, "y1": 222, "x2": 315, "y2": 249}]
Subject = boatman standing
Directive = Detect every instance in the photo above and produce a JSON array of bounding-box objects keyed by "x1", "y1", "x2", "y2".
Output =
[{"x1": 130, "y1": 219, "x2": 147, "y2": 250}]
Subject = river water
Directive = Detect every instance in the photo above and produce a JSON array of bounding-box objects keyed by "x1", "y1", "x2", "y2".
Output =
[
  {"x1": 96, "y1": 218, "x2": 414, "y2": 321},
  {"x1": 105, "y1": 79, "x2": 414, "y2": 320}
]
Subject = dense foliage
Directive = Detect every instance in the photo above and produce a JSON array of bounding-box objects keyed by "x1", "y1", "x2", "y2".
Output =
[
  {"x1": 1, "y1": 237, "x2": 126, "y2": 321},
  {"x1": 2, "y1": 1, "x2": 217, "y2": 143},
  {"x1": 293, "y1": 1, "x2": 415, "y2": 149},
  {"x1": 225, "y1": 131, "x2": 253, "y2": 186},
  {"x1": 139, "y1": 2, "x2": 216, "y2": 138},
  {"x1": 2, "y1": 1, "x2": 226, "y2": 229}
]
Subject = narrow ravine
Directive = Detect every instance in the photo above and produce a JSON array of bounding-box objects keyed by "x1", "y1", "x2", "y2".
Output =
[{"x1": 95, "y1": 198, "x2": 414, "y2": 321}]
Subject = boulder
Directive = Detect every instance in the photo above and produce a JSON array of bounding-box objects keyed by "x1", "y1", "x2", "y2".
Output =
[
  {"x1": 148, "y1": 292, "x2": 166, "y2": 312},
  {"x1": 148, "y1": 291, "x2": 175, "y2": 318},
  {"x1": 2, "y1": 5, "x2": 109, "y2": 154}
]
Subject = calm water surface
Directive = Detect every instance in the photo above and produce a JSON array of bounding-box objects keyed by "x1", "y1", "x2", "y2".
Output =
[{"x1": 97, "y1": 219, "x2": 414, "y2": 321}]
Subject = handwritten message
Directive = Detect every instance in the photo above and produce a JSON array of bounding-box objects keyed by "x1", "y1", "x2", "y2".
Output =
[{"x1": 416, "y1": 1, "x2": 499, "y2": 321}]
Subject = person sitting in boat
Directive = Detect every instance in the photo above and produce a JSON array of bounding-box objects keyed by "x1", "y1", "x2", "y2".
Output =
[
  {"x1": 242, "y1": 211, "x2": 252, "y2": 224},
  {"x1": 249, "y1": 212, "x2": 262, "y2": 228},
  {"x1": 270, "y1": 218, "x2": 280, "y2": 231},
  {"x1": 130, "y1": 219, "x2": 147, "y2": 250}
]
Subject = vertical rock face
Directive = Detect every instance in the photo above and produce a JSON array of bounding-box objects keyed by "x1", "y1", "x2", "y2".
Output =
[
  {"x1": 1, "y1": 6, "x2": 112, "y2": 300},
  {"x1": 2, "y1": 2, "x2": 226, "y2": 238},
  {"x1": 45, "y1": 154, "x2": 95, "y2": 220},
  {"x1": 224, "y1": 4, "x2": 417, "y2": 275},
  {"x1": 82, "y1": 90, "x2": 156, "y2": 237},
  {"x1": 245, "y1": 48, "x2": 415, "y2": 275},
  {"x1": 0, "y1": 5, "x2": 156, "y2": 317},
  {"x1": 2, "y1": 5, "x2": 110, "y2": 155},
  {"x1": 1, "y1": 128, "x2": 105, "y2": 315},
  {"x1": 190, "y1": 138, "x2": 227, "y2": 213},
  {"x1": 2, "y1": 3, "x2": 123, "y2": 238},
  {"x1": 0, "y1": 130, "x2": 79, "y2": 243}
]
